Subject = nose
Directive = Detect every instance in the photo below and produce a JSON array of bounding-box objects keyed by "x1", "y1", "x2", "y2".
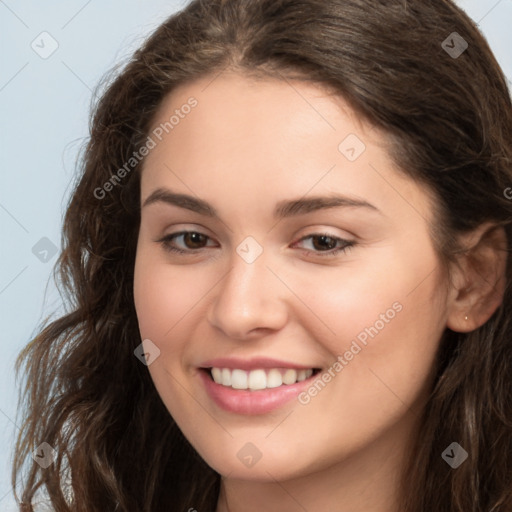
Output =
[{"x1": 206, "y1": 248, "x2": 289, "y2": 340}]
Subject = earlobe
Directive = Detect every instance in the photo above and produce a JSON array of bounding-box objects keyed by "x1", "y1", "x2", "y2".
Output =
[{"x1": 446, "y1": 223, "x2": 508, "y2": 333}]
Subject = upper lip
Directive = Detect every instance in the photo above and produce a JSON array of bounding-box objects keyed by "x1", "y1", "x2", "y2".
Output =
[{"x1": 200, "y1": 357, "x2": 319, "y2": 371}]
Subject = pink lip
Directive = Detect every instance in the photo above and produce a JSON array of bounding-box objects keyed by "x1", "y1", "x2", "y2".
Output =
[
  {"x1": 198, "y1": 367, "x2": 319, "y2": 415},
  {"x1": 200, "y1": 357, "x2": 315, "y2": 371}
]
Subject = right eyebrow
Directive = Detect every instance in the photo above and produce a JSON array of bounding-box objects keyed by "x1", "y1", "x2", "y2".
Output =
[{"x1": 142, "y1": 189, "x2": 217, "y2": 217}]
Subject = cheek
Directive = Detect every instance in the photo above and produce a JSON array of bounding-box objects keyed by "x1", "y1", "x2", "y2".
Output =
[
  {"x1": 134, "y1": 272, "x2": 176, "y2": 343},
  {"x1": 278, "y1": 251, "x2": 442, "y2": 359},
  {"x1": 291, "y1": 239, "x2": 446, "y2": 400},
  {"x1": 132, "y1": 249, "x2": 197, "y2": 411},
  {"x1": 133, "y1": 250, "x2": 212, "y2": 431},
  {"x1": 285, "y1": 272, "x2": 445, "y2": 471},
  {"x1": 302, "y1": 253, "x2": 445, "y2": 421},
  {"x1": 133, "y1": 247, "x2": 212, "y2": 347}
]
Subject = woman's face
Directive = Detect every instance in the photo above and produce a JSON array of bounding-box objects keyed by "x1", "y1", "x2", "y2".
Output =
[{"x1": 133, "y1": 71, "x2": 450, "y2": 481}]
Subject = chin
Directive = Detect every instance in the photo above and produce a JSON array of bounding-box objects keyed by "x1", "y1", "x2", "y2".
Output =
[{"x1": 193, "y1": 437, "x2": 329, "y2": 482}]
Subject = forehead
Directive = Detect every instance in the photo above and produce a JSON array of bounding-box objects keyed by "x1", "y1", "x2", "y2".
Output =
[
  {"x1": 143, "y1": 72, "x2": 376, "y2": 182},
  {"x1": 150, "y1": 70, "x2": 372, "y2": 145},
  {"x1": 140, "y1": 71, "x2": 434, "y2": 228}
]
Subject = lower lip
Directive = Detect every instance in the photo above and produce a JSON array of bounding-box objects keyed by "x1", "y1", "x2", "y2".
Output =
[{"x1": 199, "y1": 369, "x2": 317, "y2": 415}]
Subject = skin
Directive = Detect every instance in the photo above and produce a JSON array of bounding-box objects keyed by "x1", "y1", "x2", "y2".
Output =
[{"x1": 133, "y1": 71, "x2": 506, "y2": 511}]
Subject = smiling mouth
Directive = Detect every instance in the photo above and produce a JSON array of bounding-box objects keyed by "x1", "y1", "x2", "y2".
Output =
[{"x1": 203, "y1": 367, "x2": 321, "y2": 391}]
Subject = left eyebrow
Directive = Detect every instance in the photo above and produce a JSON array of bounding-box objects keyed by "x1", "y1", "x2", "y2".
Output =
[
  {"x1": 142, "y1": 187, "x2": 382, "y2": 218},
  {"x1": 274, "y1": 195, "x2": 382, "y2": 218}
]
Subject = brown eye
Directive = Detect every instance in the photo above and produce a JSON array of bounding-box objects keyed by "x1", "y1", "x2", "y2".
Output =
[
  {"x1": 310, "y1": 235, "x2": 338, "y2": 251},
  {"x1": 181, "y1": 232, "x2": 208, "y2": 249},
  {"x1": 293, "y1": 233, "x2": 355, "y2": 258},
  {"x1": 158, "y1": 231, "x2": 215, "y2": 254}
]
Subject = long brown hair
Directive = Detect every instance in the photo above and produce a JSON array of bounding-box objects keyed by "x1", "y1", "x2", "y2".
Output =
[{"x1": 13, "y1": 0, "x2": 512, "y2": 510}]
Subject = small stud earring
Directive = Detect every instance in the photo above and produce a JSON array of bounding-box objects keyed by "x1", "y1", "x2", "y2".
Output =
[{"x1": 464, "y1": 315, "x2": 468, "y2": 321}]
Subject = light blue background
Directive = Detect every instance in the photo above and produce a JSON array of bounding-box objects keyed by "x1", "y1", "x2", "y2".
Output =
[{"x1": 0, "y1": 0, "x2": 510, "y2": 509}]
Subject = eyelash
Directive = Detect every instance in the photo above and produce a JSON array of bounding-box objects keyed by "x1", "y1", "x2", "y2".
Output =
[{"x1": 157, "y1": 231, "x2": 355, "y2": 258}]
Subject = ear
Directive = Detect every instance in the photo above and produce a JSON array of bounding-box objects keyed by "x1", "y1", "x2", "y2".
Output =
[{"x1": 446, "y1": 222, "x2": 508, "y2": 333}]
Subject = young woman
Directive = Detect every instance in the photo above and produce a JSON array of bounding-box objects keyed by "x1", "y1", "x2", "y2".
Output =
[{"x1": 13, "y1": 0, "x2": 512, "y2": 510}]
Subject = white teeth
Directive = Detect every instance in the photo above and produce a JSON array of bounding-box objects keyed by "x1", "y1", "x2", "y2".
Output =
[
  {"x1": 248, "y1": 369, "x2": 267, "y2": 390},
  {"x1": 282, "y1": 369, "x2": 297, "y2": 385},
  {"x1": 221, "y1": 368, "x2": 232, "y2": 386},
  {"x1": 231, "y1": 369, "x2": 248, "y2": 389},
  {"x1": 211, "y1": 367, "x2": 222, "y2": 383},
  {"x1": 209, "y1": 367, "x2": 315, "y2": 390},
  {"x1": 266, "y1": 369, "x2": 283, "y2": 388}
]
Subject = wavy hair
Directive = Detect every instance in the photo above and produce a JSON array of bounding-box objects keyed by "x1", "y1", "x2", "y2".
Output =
[{"x1": 13, "y1": 0, "x2": 512, "y2": 510}]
